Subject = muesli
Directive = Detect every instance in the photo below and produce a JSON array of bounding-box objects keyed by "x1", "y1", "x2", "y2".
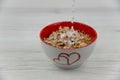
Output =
[{"x1": 44, "y1": 26, "x2": 92, "y2": 49}]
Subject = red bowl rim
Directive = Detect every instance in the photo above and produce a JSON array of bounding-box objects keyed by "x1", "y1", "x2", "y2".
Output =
[{"x1": 39, "y1": 21, "x2": 98, "y2": 50}]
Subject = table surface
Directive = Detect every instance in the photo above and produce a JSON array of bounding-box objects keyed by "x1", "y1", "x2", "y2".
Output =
[{"x1": 0, "y1": 0, "x2": 120, "y2": 80}]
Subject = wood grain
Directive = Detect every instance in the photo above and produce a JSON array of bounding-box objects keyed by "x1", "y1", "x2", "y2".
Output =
[{"x1": 0, "y1": 0, "x2": 120, "y2": 80}]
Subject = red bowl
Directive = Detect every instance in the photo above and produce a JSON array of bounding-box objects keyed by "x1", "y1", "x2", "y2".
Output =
[{"x1": 40, "y1": 21, "x2": 97, "y2": 49}]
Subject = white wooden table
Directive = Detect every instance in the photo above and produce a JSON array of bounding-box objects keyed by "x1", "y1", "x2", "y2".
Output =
[{"x1": 0, "y1": 0, "x2": 120, "y2": 80}]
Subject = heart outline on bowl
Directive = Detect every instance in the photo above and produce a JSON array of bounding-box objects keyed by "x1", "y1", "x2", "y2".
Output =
[{"x1": 53, "y1": 52, "x2": 80, "y2": 65}]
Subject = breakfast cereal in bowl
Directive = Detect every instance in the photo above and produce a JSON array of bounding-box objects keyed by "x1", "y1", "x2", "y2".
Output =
[
  {"x1": 44, "y1": 26, "x2": 92, "y2": 49},
  {"x1": 40, "y1": 21, "x2": 97, "y2": 69}
]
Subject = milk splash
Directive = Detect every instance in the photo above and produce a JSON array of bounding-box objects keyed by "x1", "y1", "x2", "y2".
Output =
[{"x1": 60, "y1": 27, "x2": 80, "y2": 45}]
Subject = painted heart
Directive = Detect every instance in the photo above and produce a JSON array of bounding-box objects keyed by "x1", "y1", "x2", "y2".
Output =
[{"x1": 53, "y1": 52, "x2": 80, "y2": 65}]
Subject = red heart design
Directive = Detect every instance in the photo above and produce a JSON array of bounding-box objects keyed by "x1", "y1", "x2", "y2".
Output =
[{"x1": 53, "y1": 52, "x2": 80, "y2": 65}]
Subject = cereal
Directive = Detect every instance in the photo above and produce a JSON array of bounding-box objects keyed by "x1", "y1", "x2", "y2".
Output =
[{"x1": 44, "y1": 26, "x2": 92, "y2": 49}]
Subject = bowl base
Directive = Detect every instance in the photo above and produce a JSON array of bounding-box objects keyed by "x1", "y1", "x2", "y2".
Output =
[{"x1": 54, "y1": 63, "x2": 83, "y2": 70}]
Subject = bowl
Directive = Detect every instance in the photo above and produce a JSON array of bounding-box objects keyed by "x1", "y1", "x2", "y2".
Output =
[{"x1": 39, "y1": 21, "x2": 97, "y2": 69}]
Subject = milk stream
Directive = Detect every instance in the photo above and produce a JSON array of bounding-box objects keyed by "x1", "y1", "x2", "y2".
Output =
[{"x1": 71, "y1": 0, "x2": 75, "y2": 25}]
